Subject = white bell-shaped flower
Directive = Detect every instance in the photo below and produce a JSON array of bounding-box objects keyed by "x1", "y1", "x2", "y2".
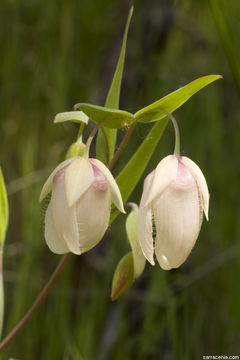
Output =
[
  {"x1": 138, "y1": 155, "x2": 209, "y2": 270},
  {"x1": 40, "y1": 157, "x2": 125, "y2": 255}
]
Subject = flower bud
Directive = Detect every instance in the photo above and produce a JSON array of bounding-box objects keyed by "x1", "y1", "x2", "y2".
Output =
[
  {"x1": 111, "y1": 204, "x2": 146, "y2": 301},
  {"x1": 138, "y1": 155, "x2": 209, "y2": 270},
  {"x1": 40, "y1": 157, "x2": 125, "y2": 255}
]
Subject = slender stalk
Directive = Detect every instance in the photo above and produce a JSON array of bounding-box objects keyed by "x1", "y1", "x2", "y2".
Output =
[
  {"x1": 0, "y1": 252, "x2": 4, "y2": 340},
  {"x1": 159, "y1": 110, "x2": 180, "y2": 156},
  {"x1": 170, "y1": 113, "x2": 180, "y2": 156},
  {"x1": 84, "y1": 124, "x2": 101, "y2": 157},
  {"x1": 0, "y1": 253, "x2": 70, "y2": 352},
  {"x1": 108, "y1": 121, "x2": 137, "y2": 170},
  {"x1": 77, "y1": 122, "x2": 85, "y2": 142}
]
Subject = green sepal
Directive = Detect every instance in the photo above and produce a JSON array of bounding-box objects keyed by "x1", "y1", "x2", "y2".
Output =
[
  {"x1": 135, "y1": 75, "x2": 222, "y2": 123},
  {"x1": 74, "y1": 103, "x2": 134, "y2": 128},
  {"x1": 54, "y1": 111, "x2": 88, "y2": 125},
  {"x1": 111, "y1": 252, "x2": 134, "y2": 301},
  {"x1": 65, "y1": 142, "x2": 86, "y2": 159},
  {"x1": 0, "y1": 168, "x2": 9, "y2": 247}
]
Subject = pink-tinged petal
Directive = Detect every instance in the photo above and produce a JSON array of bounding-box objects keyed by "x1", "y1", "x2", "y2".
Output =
[
  {"x1": 39, "y1": 158, "x2": 76, "y2": 202},
  {"x1": 144, "y1": 155, "x2": 178, "y2": 207},
  {"x1": 89, "y1": 158, "x2": 125, "y2": 213},
  {"x1": 65, "y1": 157, "x2": 94, "y2": 207},
  {"x1": 51, "y1": 170, "x2": 81, "y2": 255},
  {"x1": 44, "y1": 204, "x2": 69, "y2": 254},
  {"x1": 153, "y1": 168, "x2": 202, "y2": 270},
  {"x1": 181, "y1": 156, "x2": 209, "y2": 220},
  {"x1": 75, "y1": 183, "x2": 111, "y2": 253},
  {"x1": 138, "y1": 172, "x2": 155, "y2": 265}
]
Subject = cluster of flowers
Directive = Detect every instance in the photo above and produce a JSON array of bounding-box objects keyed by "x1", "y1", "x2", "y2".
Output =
[{"x1": 40, "y1": 151, "x2": 209, "y2": 272}]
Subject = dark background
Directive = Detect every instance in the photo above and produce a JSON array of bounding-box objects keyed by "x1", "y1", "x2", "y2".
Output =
[{"x1": 0, "y1": 0, "x2": 240, "y2": 359}]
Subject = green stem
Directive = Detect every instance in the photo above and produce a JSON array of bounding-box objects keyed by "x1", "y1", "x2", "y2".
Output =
[
  {"x1": 0, "y1": 253, "x2": 70, "y2": 352},
  {"x1": 108, "y1": 121, "x2": 137, "y2": 171},
  {"x1": 84, "y1": 124, "x2": 101, "y2": 158},
  {"x1": 76, "y1": 122, "x2": 85, "y2": 142},
  {"x1": 160, "y1": 110, "x2": 180, "y2": 156},
  {"x1": 0, "y1": 252, "x2": 4, "y2": 340}
]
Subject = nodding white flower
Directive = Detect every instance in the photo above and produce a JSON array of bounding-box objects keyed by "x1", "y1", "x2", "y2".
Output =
[
  {"x1": 40, "y1": 157, "x2": 125, "y2": 255},
  {"x1": 138, "y1": 155, "x2": 209, "y2": 270}
]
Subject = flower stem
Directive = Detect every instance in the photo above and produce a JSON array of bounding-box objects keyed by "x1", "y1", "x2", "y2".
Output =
[
  {"x1": 0, "y1": 253, "x2": 71, "y2": 352},
  {"x1": 108, "y1": 121, "x2": 137, "y2": 170},
  {"x1": 159, "y1": 110, "x2": 180, "y2": 156},
  {"x1": 84, "y1": 124, "x2": 101, "y2": 157},
  {"x1": 170, "y1": 113, "x2": 180, "y2": 156},
  {"x1": 76, "y1": 122, "x2": 85, "y2": 142}
]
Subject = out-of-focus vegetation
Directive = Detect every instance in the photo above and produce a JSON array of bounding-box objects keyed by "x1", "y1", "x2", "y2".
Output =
[{"x1": 0, "y1": 0, "x2": 240, "y2": 358}]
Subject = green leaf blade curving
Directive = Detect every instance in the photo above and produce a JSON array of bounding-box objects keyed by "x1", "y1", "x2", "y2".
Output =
[
  {"x1": 0, "y1": 168, "x2": 8, "y2": 247},
  {"x1": 74, "y1": 103, "x2": 134, "y2": 128},
  {"x1": 135, "y1": 75, "x2": 222, "y2": 123}
]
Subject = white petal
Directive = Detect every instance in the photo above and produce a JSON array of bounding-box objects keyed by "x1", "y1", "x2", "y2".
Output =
[
  {"x1": 144, "y1": 155, "x2": 178, "y2": 207},
  {"x1": 44, "y1": 204, "x2": 69, "y2": 254},
  {"x1": 138, "y1": 172, "x2": 155, "y2": 265},
  {"x1": 89, "y1": 158, "x2": 125, "y2": 213},
  {"x1": 181, "y1": 156, "x2": 209, "y2": 220},
  {"x1": 65, "y1": 157, "x2": 94, "y2": 207},
  {"x1": 126, "y1": 205, "x2": 146, "y2": 278},
  {"x1": 39, "y1": 158, "x2": 76, "y2": 202},
  {"x1": 75, "y1": 183, "x2": 111, "y2": 253},
  {"x1": 51, "y1": 170, "x2": 81, "y2": 255},
  {"x1": 153, "y1": 175, "x2": 202, "y2": 270}
]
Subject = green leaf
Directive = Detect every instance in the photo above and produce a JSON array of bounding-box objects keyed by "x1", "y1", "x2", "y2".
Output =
[
  {"x1": 209, "y1": 0, "x2": 240, "y2": 92},
  {"x1": 0, "y1": 168, "x2": 9, "y2": 246},
  {"x1": 96, "y1": 6, "x2": 133, "y2": 163},
  {"x1": 111, "y1": 252, "x2": 134, "y2": 301},
  {"x1": 135, "y1": 75, "x2": 222, "y2": 123},
  {"x1": 110, "y1": 119, "x2": 168, "y2": 223},
  {"x1": 54, "y1": 111, "x2": 88, "y2": 125},
  {"x1": 74, "y1": 103, "x2": 134, "y2": 128}
]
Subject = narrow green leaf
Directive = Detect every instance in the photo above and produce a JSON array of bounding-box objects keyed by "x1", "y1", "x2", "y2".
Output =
[
  {"x1": 54, "y1": 111, "x2": 88, "y2": 125},
  {"x1": 74, "y1": 103, "x2": 134, "y2": 128},
  {"x1": 135, "y1": 75, "x2": 222, "y2": 123},
  {"x1": 209, "y1": 0, "x2": 240, "y2": 92},
  {"x1": 96, "y1": 6, "x2": 133, "y2": 163},
  {"x1": 110, "y1": 118, "x2": 168, "y2": 223},
  {"x1": 0, "y1": 168, "x2": 9, "y2": 246}
]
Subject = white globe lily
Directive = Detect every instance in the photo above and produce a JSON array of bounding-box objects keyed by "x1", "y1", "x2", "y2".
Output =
[
  {"x1": 138, "y1": 155, "x2": 209, "y2": 270},
  {"x1": 40, "y1": 157, "x2": 125, "y2": 255}
]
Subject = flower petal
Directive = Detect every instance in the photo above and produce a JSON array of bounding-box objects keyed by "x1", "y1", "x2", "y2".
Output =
[
  {"x1": 144, "y1": 155, "x2": 178, "y2": 207},
  {"x1": 181, "y1": 156, "x2": 209, "y2": 220},
  {"x1": 89, "y1": 158, "x2": 125, "y2": 213},
  {"x1": 51, "y1": 170, "x2": 81, "y2": 254},
  {"x1": 153, "y1": 176, "x2": 202, "y2": 270},
  {"x1": 65, "y1": 157, "x2": 94, "y2": 207},
  {"x1": 126, "y1": 205, "x2": 146, "y2": 278},
  {"x1": 75, "y1": 183, "x2": 111, "y2": 253},
  {"x1": 39, "y1": 158, "x2": 75, "y2": 202},
  {"x1": 138, "y1": 172, "x2": 155, "y2": 265},
  {"x1": 44, "y1": 204, "x2": 69, "y2": 254}
]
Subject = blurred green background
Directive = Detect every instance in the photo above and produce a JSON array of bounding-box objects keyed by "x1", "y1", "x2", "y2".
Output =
[{"x1": 1, "y1": 0, "x2": 240, "y2": 359}]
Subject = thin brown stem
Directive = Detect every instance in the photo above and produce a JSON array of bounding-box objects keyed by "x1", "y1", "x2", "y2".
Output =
[
  {"x1": 0, "y1": 253, "x2": 71, "y2": 352},
  {"x1": 108, "y1": 121, "x2": 137, "y2": 170}
]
